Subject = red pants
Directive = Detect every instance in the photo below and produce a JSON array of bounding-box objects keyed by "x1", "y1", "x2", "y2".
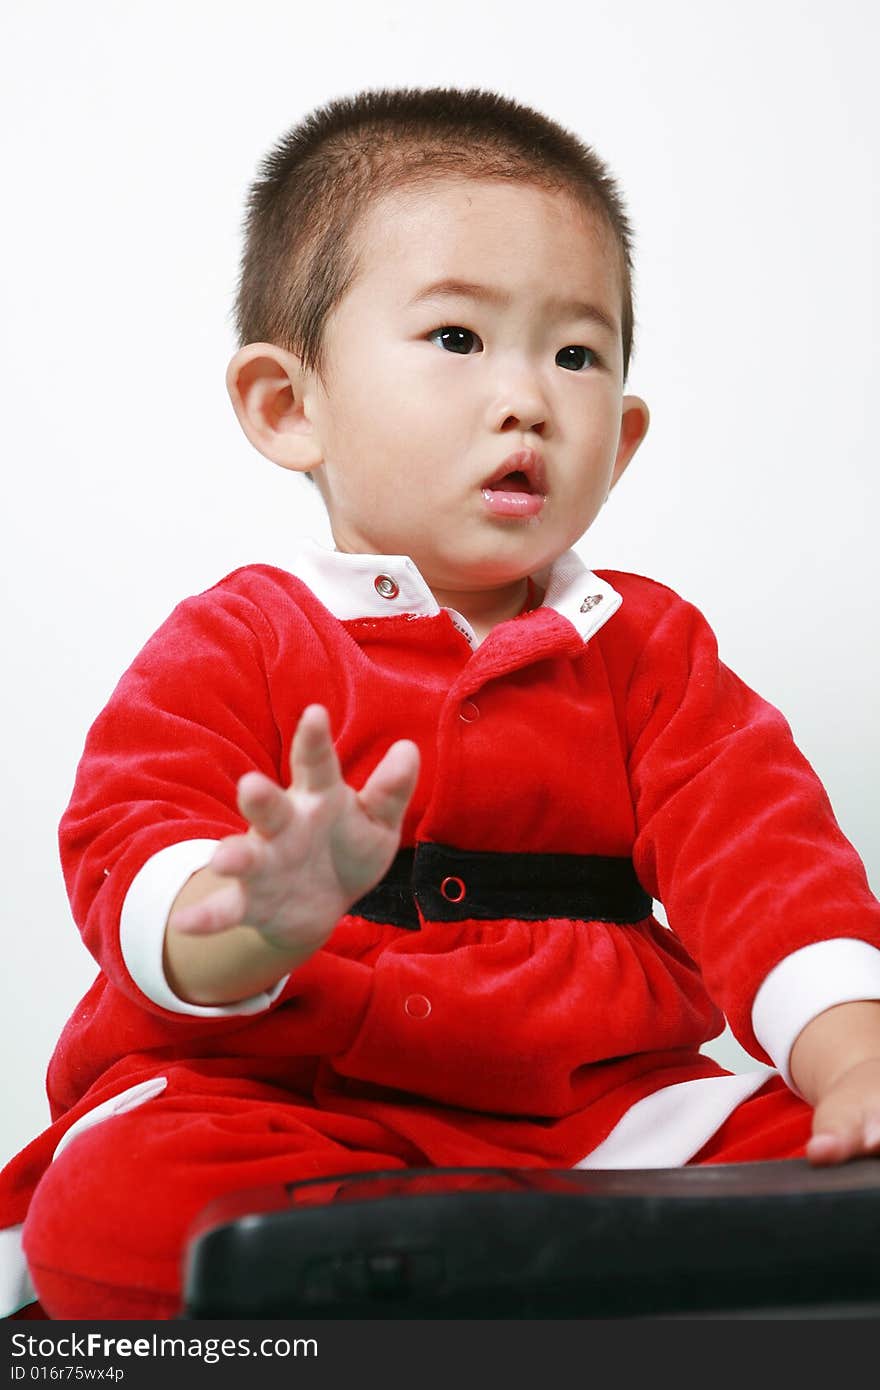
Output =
[{"x1": 22, "y1": 1069, "x2": 812, "y2": 1320}]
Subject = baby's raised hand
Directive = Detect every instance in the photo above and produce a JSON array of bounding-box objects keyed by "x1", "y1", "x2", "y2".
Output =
[{"x1": 169, "y1": 704, "x2": 420, "y2": 951}]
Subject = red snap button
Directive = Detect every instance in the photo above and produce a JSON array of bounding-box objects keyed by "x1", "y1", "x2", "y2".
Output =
[
  {"x1": 405, "y1": 994, "x2": 432, "y2": 1019},
  {"x1": 374, "y1": 574, "x2": 400, "y2": 600},
  {"x1": 459, "y1": 701, "x2": 480, "y2": 722},
  {"x1": 440, "y1": 876, "x2": 466, "y2": 902}
]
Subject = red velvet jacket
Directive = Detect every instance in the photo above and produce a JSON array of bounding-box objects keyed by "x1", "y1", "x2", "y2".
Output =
[{"x1": 3, "y1": 546, "x2": 880, "y2": 1244}]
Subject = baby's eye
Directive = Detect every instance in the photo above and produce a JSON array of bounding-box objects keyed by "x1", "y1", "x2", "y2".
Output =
[
  {"x1": 427, "y1": 326, "x2": 482, "y2": 355},
  {"x1": 556, "y1": 345, "x2": 598, "y2": 372}
]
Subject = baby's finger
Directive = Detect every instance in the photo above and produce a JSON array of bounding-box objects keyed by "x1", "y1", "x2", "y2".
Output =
[
  {"x1": 290, "y1": 704, "x2": 343, "y2": 795},
  {"x1": 210, "y1": 834, "x2": 266, "y2": 880},
  {"x1": 237, "y1": 770, "x2": 294, "y2": 839},
  {"x1": 806, "y1": 1131, "x2": 852, "y2": 1166},
  {"x1": 168, "y1": 881, "x2": 247, "y2": 936},
  {"x1": 862, "y1": 1115, "x2": 880, "y2": 1153},
  {"x1": 359, "y1": 739, "x2": 421, "y2": 829},
  {"x1": 806, "y1": 1107, "x2": 865, "y2": 1166}
]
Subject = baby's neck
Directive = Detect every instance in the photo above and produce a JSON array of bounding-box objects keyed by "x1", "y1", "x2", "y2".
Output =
[{"x1": 431, "y1": 576, "x2": 541, "y2": 646}]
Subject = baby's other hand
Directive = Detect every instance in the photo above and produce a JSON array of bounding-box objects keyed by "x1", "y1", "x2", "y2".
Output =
[
  {"x1": 806, "y1": 1058, "x2": 880, "y2": 1166},
  {"x1": 169, "y1": 704, "x2": 420, "y2": 952}
]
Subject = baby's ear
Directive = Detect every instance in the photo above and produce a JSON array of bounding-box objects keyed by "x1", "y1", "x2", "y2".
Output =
[
  {"x1": 610, "y1": 395, "x2": 650, "y2": 489},
  {"x1": 226, "y1": 343, "x2": 323, "y2": 473}
]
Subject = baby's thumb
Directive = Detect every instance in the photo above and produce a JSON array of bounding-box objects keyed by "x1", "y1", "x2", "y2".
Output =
[{"x1": 358, "y1": 740, "x2": 420, "y2": 830}]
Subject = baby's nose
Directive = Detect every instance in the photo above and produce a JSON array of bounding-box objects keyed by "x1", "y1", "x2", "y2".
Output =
[{"x1": 488, "y1": 363, "x2": 548, "y2": 434}]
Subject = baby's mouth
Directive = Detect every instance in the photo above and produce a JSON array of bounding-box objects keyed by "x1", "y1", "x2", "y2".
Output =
[
  {"x1": 481, "y1": 452, "x2": 547, "y2": 519},
  {"x1": 481, "y1": 448, "x2": 547, "y2": 497},
  {"x1": 485, "y1": 470, "x2": 533, "y2": 493}
]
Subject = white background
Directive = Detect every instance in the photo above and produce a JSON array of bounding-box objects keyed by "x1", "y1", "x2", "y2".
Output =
[{"x1": 1, "y1": 0, "x2": 877, "y2": 1165}]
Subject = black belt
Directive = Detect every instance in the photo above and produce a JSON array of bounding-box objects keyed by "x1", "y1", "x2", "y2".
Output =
[{"x1": 349, "y1": 843, "x2": 652, "y2": 929}]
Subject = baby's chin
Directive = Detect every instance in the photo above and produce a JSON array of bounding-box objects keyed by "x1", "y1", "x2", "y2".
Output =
[
  {"x1": 414, "y1": 543, "x2": 555, "y2": 597},
  {"x1": 329, "y1": 505, "x2": 571, "y2": 584}
]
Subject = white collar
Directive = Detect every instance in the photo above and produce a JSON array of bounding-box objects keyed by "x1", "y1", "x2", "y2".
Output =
[{"x1": 291, "y1": 539, "x2": 622, "y2": 649}]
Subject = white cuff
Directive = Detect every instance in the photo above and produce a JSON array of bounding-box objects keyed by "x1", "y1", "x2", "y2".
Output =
[
  {"x1": 119, "y1": 839, "x2": 290, "y2": 1017},
  {"x1": 752, "y1": 938, "x2": 880, "y2": 1089}
]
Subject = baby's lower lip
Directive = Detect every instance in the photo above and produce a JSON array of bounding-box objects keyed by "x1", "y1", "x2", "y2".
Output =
[{"x1": 481, "y1": 488, "x2": 545, "y2": 518}]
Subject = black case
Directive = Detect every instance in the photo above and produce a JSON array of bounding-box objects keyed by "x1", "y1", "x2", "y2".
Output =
[{"x1": 182, "y1": 1159, "x2": 880, "y2": 1318}]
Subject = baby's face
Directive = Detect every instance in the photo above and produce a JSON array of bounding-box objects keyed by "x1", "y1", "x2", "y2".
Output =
[{"x1": 304, "y1": 176, "x2": 642, "y2": 594}]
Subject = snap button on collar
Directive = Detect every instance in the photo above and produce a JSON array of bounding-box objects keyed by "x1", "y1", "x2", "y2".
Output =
[
  {"x1": 580, "y1": 594, "x2": 604, "y2": 614},
  {"x1": 374, "y1": 574, "x2": 400, "y2": 600}
]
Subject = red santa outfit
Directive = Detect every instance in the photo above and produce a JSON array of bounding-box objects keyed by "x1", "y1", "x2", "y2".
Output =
[{"x1": 2, "y1": 540, "x2": 880, "y2": 1318}]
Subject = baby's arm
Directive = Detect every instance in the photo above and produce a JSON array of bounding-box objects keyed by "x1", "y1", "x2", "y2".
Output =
[
  {"x1": 163, "y1": 704, "x2": 420, "y2": 1006},
  {"x1": 790, "y1": 1001, "x2": 880, "y2": 1165}
]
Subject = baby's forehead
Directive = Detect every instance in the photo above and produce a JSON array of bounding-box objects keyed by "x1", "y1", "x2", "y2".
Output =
[
  {"x1": 360, "y1": 173, "x2": 610, "y2": 240},
  {"x1": 351, "y1": 176, "x2": 622, "y2": 298}
]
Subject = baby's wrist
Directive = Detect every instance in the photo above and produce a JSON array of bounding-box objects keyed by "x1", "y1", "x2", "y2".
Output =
[{"x1": 790, "y1": 1000, "x2": 880, "y2": 1104}]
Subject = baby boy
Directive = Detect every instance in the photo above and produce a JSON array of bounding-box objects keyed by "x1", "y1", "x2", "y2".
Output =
[{"x1": 3, "y1": 87, "x2": 880, "y2": 1319}]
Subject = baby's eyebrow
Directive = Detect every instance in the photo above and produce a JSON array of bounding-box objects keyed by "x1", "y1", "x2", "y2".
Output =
[{"x1": 406, "y1": 277, "x2": 618, "y2": 337}]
